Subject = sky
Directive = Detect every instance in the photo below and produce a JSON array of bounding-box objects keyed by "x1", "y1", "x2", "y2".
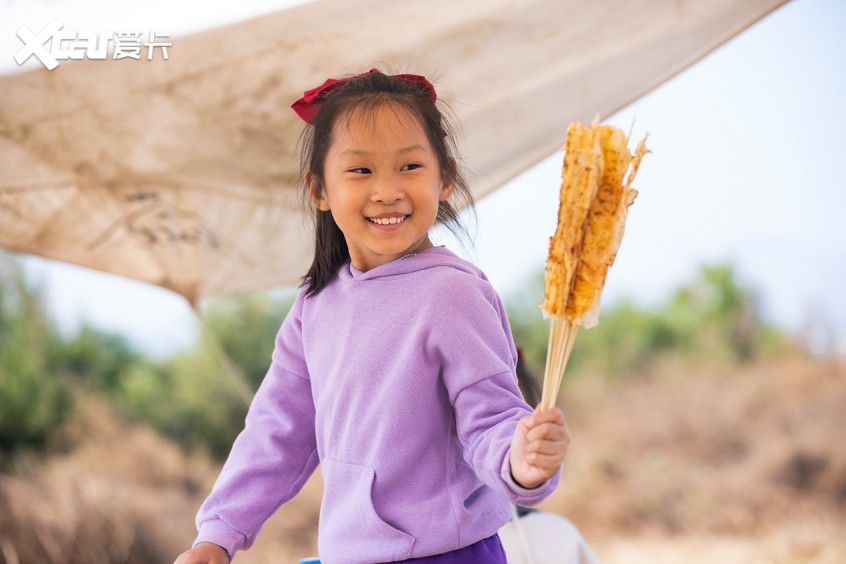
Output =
[{"x1": 2, "y1": 0, "x2": 844, "y2": 358}]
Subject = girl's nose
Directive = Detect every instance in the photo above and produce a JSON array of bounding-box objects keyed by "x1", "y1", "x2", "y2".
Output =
[{"x1": 371, "y1": 176, "x2": 404, "y2": 204}]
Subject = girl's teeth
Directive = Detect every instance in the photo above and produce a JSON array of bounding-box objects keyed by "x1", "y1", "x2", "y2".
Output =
[{"x1": 370, "y1": 216, "x2": 406, "y2": 225}]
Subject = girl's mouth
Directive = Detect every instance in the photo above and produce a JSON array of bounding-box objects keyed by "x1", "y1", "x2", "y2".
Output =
[{"x1": 367, "y1": 215, "x2": 409, "y2": 225}]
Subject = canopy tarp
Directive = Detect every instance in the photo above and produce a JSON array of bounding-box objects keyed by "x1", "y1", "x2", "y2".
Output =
[{"x1": 0, "y1": 0, "x2": 787, "y2": 304}]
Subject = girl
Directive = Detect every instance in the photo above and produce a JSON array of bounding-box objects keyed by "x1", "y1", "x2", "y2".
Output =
[{"x1": 174, "y1": 69, "x2": 569, "y2": 564}]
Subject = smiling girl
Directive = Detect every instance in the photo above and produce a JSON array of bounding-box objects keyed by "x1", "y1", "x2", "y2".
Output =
[{"x1": 174, "y1": 69, "x2": 569, "y2": 564}]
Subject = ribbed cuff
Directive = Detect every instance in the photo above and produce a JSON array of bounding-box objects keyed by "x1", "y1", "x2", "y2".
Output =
[
  {"x1": 195, "y1": 518, "x2": 247, "y2": 559},
  {"x1": 500, "y1": 455, "x2": 561, "y2": 506}
]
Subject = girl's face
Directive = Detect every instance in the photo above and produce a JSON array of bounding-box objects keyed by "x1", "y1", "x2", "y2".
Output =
[{"x1": 313, "y1": 103, "x2": 454, "y2": 272}]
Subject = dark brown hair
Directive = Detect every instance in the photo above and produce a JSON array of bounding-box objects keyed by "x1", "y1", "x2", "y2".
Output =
[
  {"x1": 297, "y1": 70, "x2": 474, "y2": 296},
  {"x1": 516, "y1": 347, "x2": 542, "y2": 407}
]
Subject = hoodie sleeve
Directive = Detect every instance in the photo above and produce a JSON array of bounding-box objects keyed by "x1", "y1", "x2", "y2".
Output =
[
  {"x1": 435, "y1": 279, "x2": 560, "y2": 505},
  {"x1": 194, "y1": 289, "x2": 319, "y2": 558}
]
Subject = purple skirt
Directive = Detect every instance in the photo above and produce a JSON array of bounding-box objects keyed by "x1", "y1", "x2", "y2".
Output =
[{"x1": 394, "y1": 534, "x2": 507, "y2": 563}]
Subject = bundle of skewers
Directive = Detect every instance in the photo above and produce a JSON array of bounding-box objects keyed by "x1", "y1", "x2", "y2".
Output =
[{"x1": 539, "y1": 118, "x2": 649, "y2": 410}]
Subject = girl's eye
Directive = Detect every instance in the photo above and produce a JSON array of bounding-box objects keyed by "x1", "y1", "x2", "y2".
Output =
[
  {"x1": 349, "y1": 167, "x2": 371, "y2": 174},
  {"x1": 401, "y1": 163, "x2": 422, "y2": 171}
]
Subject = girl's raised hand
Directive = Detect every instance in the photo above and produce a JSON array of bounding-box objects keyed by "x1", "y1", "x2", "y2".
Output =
[
  {"x1": 509, "y1": 406, "x2": 570, "y2": 489},
  {"x1": 173, "y1": 542, "x2": 230, "y2": 564}
]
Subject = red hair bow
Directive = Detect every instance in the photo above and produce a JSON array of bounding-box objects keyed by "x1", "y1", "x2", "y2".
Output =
[{"x1": 291, "y1": 68, "x2": 437, "y2": 124}]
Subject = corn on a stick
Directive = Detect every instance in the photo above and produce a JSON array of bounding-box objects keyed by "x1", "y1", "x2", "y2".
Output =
[
  {"x1": 539, "y1": 119, "x2": 649, "y2": 410},
  {"x1": 539, "y1": 122, "x2": 603, "y2": 319}
]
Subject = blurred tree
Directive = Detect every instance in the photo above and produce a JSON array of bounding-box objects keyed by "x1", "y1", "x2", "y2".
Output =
[
  {"x1": 202, "y1": 290, "x2": 297, "y2": 390},
  {"x1": 0, "y1": 252, "x2": 299, "y2": 459},
  {"x1": 664, "y1": 264, "x2": 767, "y2": 362},
  {"x1": 0, "y1": 258, "x2": 70, "y2": 453},
  {"x1": 1, "y1": 252, "x2": 784, "y2": 459},
  {"x1": 62, "y1": 325, "x2": 143, "y2": 390},
  {"x1": 111, "y1": 290, "x2": 296, "y2": 458},
  {"x1": 505, "y1": 262, "x2": 782, "y2": 381}
]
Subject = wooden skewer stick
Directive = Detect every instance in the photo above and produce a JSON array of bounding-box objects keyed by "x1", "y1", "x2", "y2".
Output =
[
  {"x1": 541, "y1": 317, "x2": 560, "y2": 409},
  {"x1": 540, "y1": 317, "x2": 579, "y2": 410},
  {"x1": 550, "y1": 322, "x2": 580, "y2": 406},
  {"x1": 541, "y1": 317, "x2": 558, "y2": 406},
  {"x1": 549, "y1": 320, "x2": 567, "y2": 396},
  {"x1": 546, "y1": 320, "x2": 560, "y2": 409}
]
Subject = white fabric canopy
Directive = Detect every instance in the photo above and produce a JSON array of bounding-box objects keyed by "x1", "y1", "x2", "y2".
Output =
[{"x1": 0, "y1": 0, "x2": 787, "y2": 304}]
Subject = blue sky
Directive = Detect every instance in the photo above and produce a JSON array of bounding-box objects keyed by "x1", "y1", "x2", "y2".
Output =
[
  {"x1": 446, "y1": 0, "x2": 846, "y2": 352},
  {"x1": 3, "y1": 0, "x2": 844, "y2": 357}
]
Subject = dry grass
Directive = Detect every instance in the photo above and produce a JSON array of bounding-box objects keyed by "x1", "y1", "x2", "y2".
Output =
[
  {"x1": 546, "y1": 354, "x2": 846, "y2": 562},
  {"x1": 1, "y1": 353, "x2": 843, "y2": 563},
  {"x1": 0, "y1": 393, "x2": 216, "y2": 564}
]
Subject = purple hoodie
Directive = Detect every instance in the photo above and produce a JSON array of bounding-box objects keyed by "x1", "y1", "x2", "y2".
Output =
[{"x1": 194, "y1": 247, "x2": 560, "y2": 562}]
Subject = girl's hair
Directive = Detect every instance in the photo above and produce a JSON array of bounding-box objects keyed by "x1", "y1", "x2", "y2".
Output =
[
  {"x1": 515, "y1": 347, "x2": 542, "y2": 407},
  {"x1": 297, "y1": 70, "x2": 474, "y2": 296}
]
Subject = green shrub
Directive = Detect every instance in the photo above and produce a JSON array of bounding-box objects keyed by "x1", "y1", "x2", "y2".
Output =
[
  {"x1": 506, "y1": 263, "x2": 784, "y2": 381},
  {"x1": 0, "y1": 254, "x2": 297, "y2": 459},
  {"x1": 0, "y1": 251, "x2": 786, "y2": 459},
  {"x1": 0, "y1": 260, "x2": 70, "y2": 452},
  {"x1": 110, "y1": 290, "x2": 296, "y2": 458}
]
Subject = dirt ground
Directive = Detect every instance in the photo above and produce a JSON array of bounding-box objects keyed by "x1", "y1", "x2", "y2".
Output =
[
  {"x1": 545, "y1": 353, "x2": 846, "y2": 563},
  {"x1": 1, "y1": 353, "x2": 843, "y2": 563}
]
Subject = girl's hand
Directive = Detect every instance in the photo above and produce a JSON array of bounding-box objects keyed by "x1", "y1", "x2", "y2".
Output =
[
  {"x1": 509, "y1": 406, "x2": 570, "y2": 489},
  {"x1": 173, "y1": 542, "x2": 230, "y2": 564}
]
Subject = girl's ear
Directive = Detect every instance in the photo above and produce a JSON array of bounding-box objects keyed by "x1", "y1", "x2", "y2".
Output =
[
  {"x1": 306, "y1": 171, "x2": 331, "y2": 211},
  {"x1": 439, "y1": 158, "x2": 457, "y2": 202}
]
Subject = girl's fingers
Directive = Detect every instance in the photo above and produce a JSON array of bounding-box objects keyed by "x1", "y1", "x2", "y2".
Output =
[
  {"x1": 525, "y1": 422, "x2": 570, "y2": 444},
  {"x1": 511, "y1": 406, "x2": 570, "y2": 484},
  {"x1": 523, "y1": 421, "x2": 570, "y2": 463},
  {"x1": 531, "y1": 406, "x2": 565, "y2": 425},
  {"x1": 526, "y1": 453, "x2": 563, "y2": 474},
  {"x1": 524, "y1": 438, "x2": 569, "y2": 456}
]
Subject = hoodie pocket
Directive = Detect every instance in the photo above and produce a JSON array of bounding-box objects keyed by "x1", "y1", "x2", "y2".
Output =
[{"x1": 318, "y1": 458, "x2": 415, "y2": 563}]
